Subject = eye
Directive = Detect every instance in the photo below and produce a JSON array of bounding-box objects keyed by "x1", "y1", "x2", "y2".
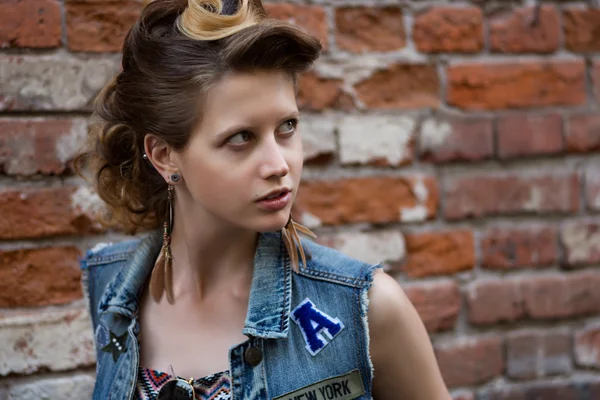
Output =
[
  {"x1": 277, "y1": 119, "x2": 298, "y2": 136},
  {"x1": 227, "y1": 130, "x2": 253, "y2": 145}
]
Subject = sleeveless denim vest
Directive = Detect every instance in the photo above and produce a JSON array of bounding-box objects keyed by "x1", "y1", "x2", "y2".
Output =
[{"x1": 80, "y1": 230, "x2": 380, "y2": 400}]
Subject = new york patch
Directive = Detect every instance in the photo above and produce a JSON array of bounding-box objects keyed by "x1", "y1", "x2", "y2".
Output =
[{"x1": 290, "y1": 298, "x2": 345, "y2": 356}]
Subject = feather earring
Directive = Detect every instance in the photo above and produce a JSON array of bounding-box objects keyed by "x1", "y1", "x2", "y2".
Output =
[
  {"x1": 149, "y1": 185, "x2": 175, "y2": 304},
  {"x1": 282, "y1": 215, "x2": 317, "y2": 273}
]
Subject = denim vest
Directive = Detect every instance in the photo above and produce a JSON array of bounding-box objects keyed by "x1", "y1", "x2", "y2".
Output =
[{"x1": 80, "y1": 230, "x2": 379, "y2": 400}]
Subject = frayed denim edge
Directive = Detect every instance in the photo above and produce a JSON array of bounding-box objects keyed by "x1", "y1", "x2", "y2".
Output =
[{"x1": 361, "y1": 263, "x2": 383, "y2": 382}]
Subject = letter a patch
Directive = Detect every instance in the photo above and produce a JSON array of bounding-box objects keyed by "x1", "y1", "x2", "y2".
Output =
[{"x1": 290, "y1": 298, "x2": 345, "y2": 356}]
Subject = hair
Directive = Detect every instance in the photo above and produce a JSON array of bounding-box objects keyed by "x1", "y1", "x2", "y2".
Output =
[{"x1": 74, "y1": 0, "x2": 322, "y2": 234}]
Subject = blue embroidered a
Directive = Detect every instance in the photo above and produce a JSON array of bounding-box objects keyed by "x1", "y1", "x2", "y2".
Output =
[{"x1": 291, "y1": 298, "x2": 345, "y2": 356}]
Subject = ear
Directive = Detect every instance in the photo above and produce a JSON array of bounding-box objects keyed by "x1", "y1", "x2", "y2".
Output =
[{"x1": 144, "y1": 134, "x2": 178, "y2": 183}]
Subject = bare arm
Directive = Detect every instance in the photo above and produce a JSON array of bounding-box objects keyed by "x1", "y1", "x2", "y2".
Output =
[{"x1": 368, "y1": 269, "x2": 451, "y2": 400}]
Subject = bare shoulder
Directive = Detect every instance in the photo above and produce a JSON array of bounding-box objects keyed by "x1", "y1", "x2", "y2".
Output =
[{"x1": 367, "y1": 269, "x2": 451, "y2": 400}]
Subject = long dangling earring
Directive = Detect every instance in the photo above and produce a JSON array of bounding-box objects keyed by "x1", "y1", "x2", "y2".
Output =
[
  {"x1": 149, "y1": 184, "x2": 175, "y2": 304},
  {"x1": 282, "y1": 214, "x2": 317, "y2": 273}
]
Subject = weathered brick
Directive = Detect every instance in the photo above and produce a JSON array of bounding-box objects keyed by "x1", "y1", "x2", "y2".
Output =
[
  {"x1": 566, "y1": 114, "x2": 600, "y2": 153},
  {"x1": 404, "y1": 281, "x2": 461, "y2": 333},
  {"x1": 297, "y1": 176, "x2": 438, "y2": 226},
  {"x1": 447, "y1": 61, "x2": 586, "y2": 110},
  {"x1": 0, "y1": 0, "x2": 62, "y2": 48},
  {"x1": 420, "y1": 117, "x2": 493, "y2": 163},
  {"x1": 481, "y1": 226, "x2": 558, "y2": 269},
  {"x1": 301, "y1": 115, "x2": 336, "y2": 162},
  {"x1": 0, "y1": 247, "x2": 82, "y2": 308},
  {"x1": 478, "y1": 380, "x2": 600, "y2": 400},
  {"x1": 0, "y1": 186, "x2": 104, "y2": 240},
  {"x1": 338, "y1": 115, "x2": 416, "y2": 166},
  {"x1": 0, "y1": 55, "x2": 119, "y2": 111},
  {"x1": 560, "y1": 221, "x2": 600, "y2": 267},
  {"x1": 321, "y1": 230, "x2": 405, "y2": 265},
  {"x1": 467, "y1": 279, "x2": 524, "y2": 325},
  {"x1": 490, "y1": 6, "x2": 559, "y2": 53},
  {"x1": 467, "y1": 272, "x2": 600, "y2": 325},
  {"x1": 564, "y1": 9, "x2": 600, "y2": 52},
  {"x1": 444, "y1": 173, "x2": 579, "y2": 220},
  {"x1": 413, "y1": 7, "x2": 483, "y2": 53},
  {"x1": 6, "y1": 374, "x2": 95, "y2": 400},
  {"x1": 594, "y1": 60, "x2": 600, "y2": 102},
  {"x1": 497, "y1": 114, "x2": 563, "y2": 159},
  {"x1": 435, "y1": 336, "x2": 504, "y2": 387},
  {"x1": 586, "y1": 167, "x2": 600, "y2": 211},
  {"x1": 355, "y1": 64, "x2": 439, "y2": 109},
  {"x1": 575, "y1": 324, "x2": 600, "y2": 369},
  {"x1": 335, "y1": 7, "x2": 405, "y2": 53},
  {"x1": 0, "y1": 309, "x2": 95, "y2": 375},
  {"x1": 0, "y1": 118, "x2": 87, "y2": 176},
  {"x1": 265, "y1": 3, "x2": 328, "y2": 50},
  {"x1": 395, "y1": 229, "x2": 475, "y2": 278},
  {"x1": 506, "y1": 330, "x2": 571, "y2": 380},
  {"x1": 297, "y1": 71, "x2": 347, "y2": 111},
  {"x1": 66, "y1": 0, "x2": 141, "y2": 52}
]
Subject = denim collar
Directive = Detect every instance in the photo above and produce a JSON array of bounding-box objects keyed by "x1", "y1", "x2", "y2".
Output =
[{"x1": 98, "y1": 230, "x2": 292, "y2": 339}]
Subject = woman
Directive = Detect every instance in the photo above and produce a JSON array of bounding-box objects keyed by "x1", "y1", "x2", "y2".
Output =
[{"x1": 76, "y1": 0, "x2": 451, "y2": 399}]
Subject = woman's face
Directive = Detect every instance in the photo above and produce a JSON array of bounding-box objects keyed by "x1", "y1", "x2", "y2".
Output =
[{"x1": 172, "y1": 70, "x2": 303, "y2": 233}]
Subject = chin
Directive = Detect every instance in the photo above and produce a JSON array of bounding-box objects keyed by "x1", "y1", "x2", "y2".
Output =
[{"x1": 253, "y1": 211, "x2": 290, "y2": 233}]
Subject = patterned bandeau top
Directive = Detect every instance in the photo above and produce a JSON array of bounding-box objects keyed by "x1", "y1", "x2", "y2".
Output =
[{"x1": 135, "y1": 366, "x2": 231, "y2": 400}]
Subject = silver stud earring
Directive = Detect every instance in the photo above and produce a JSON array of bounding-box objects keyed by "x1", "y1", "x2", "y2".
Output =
[
  {"x1": 170, "y1": 173, "x2": 181, "y2": 183},
  {"x1": 142, "y1": 153, "x2": 148, "y2": 159}
]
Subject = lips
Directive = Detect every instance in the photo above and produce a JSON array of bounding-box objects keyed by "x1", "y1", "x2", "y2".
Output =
[{"x1": 258, "y1": 188, "x2": 291, "y2": 202}]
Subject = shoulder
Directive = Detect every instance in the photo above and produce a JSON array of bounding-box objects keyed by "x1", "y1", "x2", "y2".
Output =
[
  {"x1": 299, "y1": 238, "x2": 382, "y2": 288},
  {"x1": 80, "y1": 237, "x2": 143, "y2": 270}
]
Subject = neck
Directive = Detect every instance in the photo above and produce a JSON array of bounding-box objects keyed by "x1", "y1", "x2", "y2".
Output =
[{"x1": 167, "y1": 199, "x2": 258, "y2": 301}]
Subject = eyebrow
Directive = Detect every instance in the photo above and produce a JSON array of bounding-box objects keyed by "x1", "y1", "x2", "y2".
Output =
[{"x1": 214, "y1": 111, "x2": 301, "y2": 141}]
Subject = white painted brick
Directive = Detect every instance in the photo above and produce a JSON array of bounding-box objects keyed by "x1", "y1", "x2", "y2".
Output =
[
  {"x1": 0, "y1": 308, "x2": 95, "y2": 376},
  {"x1": 0, "y1": 55, "x2": 119, "y2": 111},
  {"x1": 338, "y1": 115, "x2": 416, "y2": 166},
  {"x1": 301, "y1": 114, "x2": 337, "y2": 160},
  {"x1": 7, "y1": 374, "x2": 95, "y2": 400},
  {"x1": 327, "y1": 230, "x2": 406, "y2": 265}
]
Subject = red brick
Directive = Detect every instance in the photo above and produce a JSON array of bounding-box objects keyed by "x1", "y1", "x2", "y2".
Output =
[
  {"x1": 0, "y1": 0, "x2": 62, "y2": 48},
  {"x1": 566, "y1": 114, "x2": 600, "y2": 153},
  {"x1": 564, "y1": 9, "x2": 600, "y2": 52},
  {"x1": 586, "y1": 168, "x2": 600, "y2": 211},
  {"x1": 0, "y1": 119, "x2": 86, "y2": 176},
  {"x1": 355, "y1": 64, "x2": 439, "y2": 109},
  {"x1": 574, "y1": 324, "x2": 600, "y2": 368},
  {"x1": 396, "y1": 230, "x2": 475, "y2": 277},
  {"x1": 467, "y1": 279, "x2": 525, "y2": 325},
  {"x1": 0, "y1": 187, "x2": 103, "y2": 240},
  {"x1": 490, "y1": 6, "x2": 559, "y2": 54},
  {"x1": 420, "y1": 117, "x2": 493, "y2": 163},
  {"x1": 467, "y1": 272, "x2": 600, "y2": 325},
  {"x1": 560, "y1": 221, "x2": 600, "y2": 267},
  {"x1": 335, "y1": 7, "x2": 405, "y2": 53},
  {"x1": 404, "y1": 281, "x2": 460, "y2": 333},
  {"x1": 265, "y1": 3, "x2": 328, "y2": 50},
  {"x1": 297, "y1": 72, "x2": 348, "y2": 111},
  {"x1": 594, "y1": 60, "x2": 600, "y2": 101},
  {"x1": 445, "y1": 173, "x2": 579, "y2": 220},
  {"x1": 447, "y1": 61, "x2": 586, "y2": 110},
  {"x1": 66, "y1": 0, "x2": 141, "y2": 52},
  {"x1": 481, "y1": 226, "x2": 558, "y2": 269},
  {"x1": 497, "y1": 114, "x2": 563, "y2": 159},
  {"x1": 435, "y1": 336, "x2": 504, "y2": 387},
  {"x1": 480, "y1": 381, "x2": 599, "y2": 400},
  {"x1": 506, "y1": 330, "x2": 571, "y2": 380},
  {"x1": 413, "y1": 7, "x2": 483, "y2": 53},
  {"x1": 0, "y1": 247, "x2": 82, "y2": 307},
  {"x1": 296, "y1": 176, "x2": 438, "y2": 226}
]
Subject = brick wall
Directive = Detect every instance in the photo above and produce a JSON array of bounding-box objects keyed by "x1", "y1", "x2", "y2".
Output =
[{"x1": 1, "y1": 0, "x2": 600, "y2": 398}]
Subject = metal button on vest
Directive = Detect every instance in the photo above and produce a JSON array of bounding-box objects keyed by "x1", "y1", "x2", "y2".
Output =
[{"x1": 244, "y1": 346, "x2": 263, "y2": 366}]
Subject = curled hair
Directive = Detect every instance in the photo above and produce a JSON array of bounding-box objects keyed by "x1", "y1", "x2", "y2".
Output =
[{"x1": 74, "y1": 0, "x2": 322, "y2": 234}]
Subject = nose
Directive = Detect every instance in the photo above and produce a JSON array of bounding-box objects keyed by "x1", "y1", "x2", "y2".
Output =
[{"x1": 259, "y1": 138, "x2": 290, "y2": 180}]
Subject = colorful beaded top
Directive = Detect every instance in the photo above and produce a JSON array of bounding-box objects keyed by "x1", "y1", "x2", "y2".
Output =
[{"x1": 135, "y1": 366, "x2": 231, "y2": 400}]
